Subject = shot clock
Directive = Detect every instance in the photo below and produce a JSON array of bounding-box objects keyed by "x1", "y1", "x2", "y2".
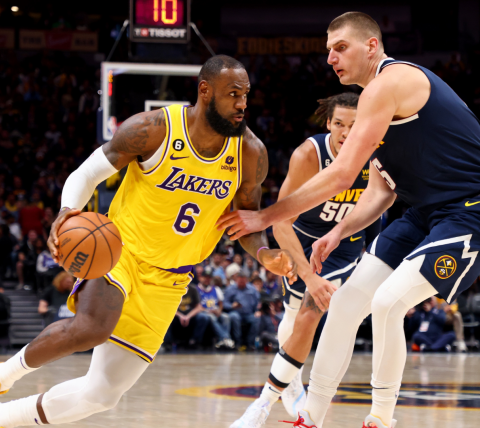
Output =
[{"x1": 130, "y1": 0, "x2": 191, "y2": 43}]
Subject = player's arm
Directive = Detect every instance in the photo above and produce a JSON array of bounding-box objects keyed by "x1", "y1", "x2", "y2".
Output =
[
  {"x1": 217, "y1": 75, "x2": 398, "y2": 239},
  {"x1": 272, "y1": 141, "x2": 316, "y2": 279},
  {"x1": 273, "y1": 141, "x2": 338, "y2": 309},
  {"x1": 310, "y1": 164, "x2": 396, "y2": 273},
  {"x1": 47, "y1": 109, "x2": 167, "y2": 262},
  {"x1": 234, "y1": 128, "x2": 297, "y2": 284}
]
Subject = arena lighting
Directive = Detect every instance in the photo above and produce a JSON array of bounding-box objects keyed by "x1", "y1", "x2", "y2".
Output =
[{"x1": 11, "y1": 6, "x2": 19, "y2": 12}]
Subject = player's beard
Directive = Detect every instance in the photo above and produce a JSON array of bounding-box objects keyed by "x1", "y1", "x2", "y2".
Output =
[{"x1": 206, "y1": 96, "x2": 246, "y2": 137}]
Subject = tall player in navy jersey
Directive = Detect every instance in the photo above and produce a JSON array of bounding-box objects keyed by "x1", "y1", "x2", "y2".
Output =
[
  {"x1": 218, "y1": 11, "x2": 480, "y2": 428},
  {"x1": 230, "y1": 93, "x2": 381, "y2": 428}
]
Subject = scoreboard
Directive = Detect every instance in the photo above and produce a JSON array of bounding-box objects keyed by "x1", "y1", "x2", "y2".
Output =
[{"x1": 130, "y1": 0, "x2": 191, "y2": 43}]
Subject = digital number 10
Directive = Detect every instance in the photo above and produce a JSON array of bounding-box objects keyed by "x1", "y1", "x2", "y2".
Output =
[{"x1": 154, "y1": 0, "x2": 178, "y2": 25}]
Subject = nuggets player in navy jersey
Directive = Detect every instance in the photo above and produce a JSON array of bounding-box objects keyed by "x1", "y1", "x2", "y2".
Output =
[
  {"x1": 218, "y1": 12, "x2": 480, "y2": 428},
  {"x1": 0, "y1": 56, "x2": 297, "y2": 428},
  {"x1": 231, "y1": 93, "x2": 381, "y2": 427}
]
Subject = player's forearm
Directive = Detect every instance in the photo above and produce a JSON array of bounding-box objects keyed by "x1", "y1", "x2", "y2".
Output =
[
  {"x1": 238, "y1": 230, "x2": 269, "y2": 262},
  {"x1": 61, "y1": 147, "x2": 117, "y2": 210},
  {"x1": 335, "y1": 187, "x2": 395, "y2": 240},
  {"x1": 273, "y1": 221, "x2": 311, "y2": 279},
  {"x1": 260, "y1": 166, "x2": 350, "y2": 227}
]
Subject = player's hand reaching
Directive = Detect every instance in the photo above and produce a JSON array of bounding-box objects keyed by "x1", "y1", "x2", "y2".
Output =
[
  {"x1": 216, "y1": 210, "x2": 268, "y2": 240},
  {"x1": 310, "y1": 229, "x2": 342, "y2": 275},
  {"x1": 259, "y1": 249, "x2": 298, "y2": 284},
  {"x1": 47, "y1": 208, "x2": 82, "y2": 263},
  {"x1": 303, "y1": 273, "x2": 338, "y2": 311}
]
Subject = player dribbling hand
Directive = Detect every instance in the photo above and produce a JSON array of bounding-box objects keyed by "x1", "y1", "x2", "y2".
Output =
[{"x1": 47, "y1": 207, "x2": 82, "y2": 263}]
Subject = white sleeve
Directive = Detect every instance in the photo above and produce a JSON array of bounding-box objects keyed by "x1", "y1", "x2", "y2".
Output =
[
  {"x1": 215, "y1": 286, "x2": 224, "y2": 302},
  {"x1": 61, "y1": 146, "x2": 118, "y2": 210}
]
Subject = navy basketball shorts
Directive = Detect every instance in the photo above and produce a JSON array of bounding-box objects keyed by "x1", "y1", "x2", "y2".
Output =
[
  {"x1": 282, "y1": 230, "x2": 362, "y2": 305},
  {"x1": 367, "y1": 197, "x2": 480, "y2": 303}
]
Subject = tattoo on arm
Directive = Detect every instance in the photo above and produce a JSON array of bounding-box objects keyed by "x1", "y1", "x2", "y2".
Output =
[
  {"x1": 302, "y1": 292, "x2": 324, "y2": 315},
  {"x1": 106, "y1": 109, "x2": 166, "y2": 169},
  {"x1": 256, "y1": 144, "x2": 268, "y2": 185}
]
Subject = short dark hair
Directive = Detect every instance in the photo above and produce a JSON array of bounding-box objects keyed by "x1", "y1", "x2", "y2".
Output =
[
  {"x1": 198, "y1": 55, "x2": 246, "y2": 83},
  {"x1": 328, "y1": 12, "x2": 383, "y2": 49},
  {"x1": 315, "y1": 92, "x2": 359, "y2": 127}
]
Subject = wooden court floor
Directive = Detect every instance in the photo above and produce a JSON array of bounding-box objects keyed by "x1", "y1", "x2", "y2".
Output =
[{"x1": 1, "y1": 352, "x2": 480, "y2": 427}]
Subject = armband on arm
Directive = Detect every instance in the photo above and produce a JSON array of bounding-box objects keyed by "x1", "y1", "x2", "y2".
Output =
[{"x1": 61, "y1": 147, "x2": 118, "y2": 210}]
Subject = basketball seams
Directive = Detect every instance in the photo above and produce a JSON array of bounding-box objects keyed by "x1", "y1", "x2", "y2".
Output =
[
  {"x1": 60, "y1": 213, "x2": 122, "y2": 279},
  {"x1": 82, "y1": 232, "x2": 97, "y2": 279},
  {"x1": 102, "y1": 224, "x2": 122, "y2": 243},
  {"x1": 94, "y1": 213, "x2": 114, "y2": 272},
  {"x1": 58, "y1": 226, "x2": 92, "y2": 238}
]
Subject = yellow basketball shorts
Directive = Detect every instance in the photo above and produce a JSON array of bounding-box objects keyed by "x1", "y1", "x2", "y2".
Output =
[{"x1": 67, "y1": 246, "x2": 191, "y2": 363}]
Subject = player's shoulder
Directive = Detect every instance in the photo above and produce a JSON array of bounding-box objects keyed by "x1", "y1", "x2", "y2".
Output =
[
  {"x1": 291, "y1": 135, "x2": 323, "y2": 166},
  {"x1": 368, "y1": 61, "x2": 425, "y2": 93},
  {"x1": 241, "y1": 127, "x2": 268, "y2": 184},
  {"x1": 242, "y1": 127, "x2": 266, "y2": 157}
]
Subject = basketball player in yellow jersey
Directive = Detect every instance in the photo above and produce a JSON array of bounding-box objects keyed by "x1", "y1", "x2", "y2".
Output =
[{"x1": 0, "y1": 55, "x2": 297, "y2": 428}]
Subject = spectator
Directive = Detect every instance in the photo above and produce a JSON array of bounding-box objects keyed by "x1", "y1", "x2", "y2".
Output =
[
  {"x1": 408, "y1": 297, "x2": 456, "y2": 352},
  {"x1": 36, "y1": 238, "x2": 61, "y2": 292},
  {"x1": 38, "y1": 271, "x2": 74, "y2": 325},
  {"x1": 0, "y1": 287, "x2": 10, "y2": 349},
  {"x1": 437, "y1": 298, "x2": 467, "y2": 352},
  {"x1": 165, "y1": 284, "x2": 210, "y2": 349},
  {"x1": 197, "y1": 267, "x2": 234, "y2": 349},
  {"x1": 0, "y1": 224, "x2": 14, "y2": 283},
  {"x1": 16, "y1": 230, "x2": 38, "y2": 290},
  {"x1": 19, "y1": 197, "x2": 45, "y2": 236},
  {"x1": 210, "y1": 252, "x2": 227, "y2": 284},
  {"x1": 258, "y1": 299, "x2": 283, "y2": 352},
  {"x1": 264, "y1": 270, "x2": 281, "y2": 295},
  {"x1": 224, "y1": 271, "x2": 260, "y2": 351}
]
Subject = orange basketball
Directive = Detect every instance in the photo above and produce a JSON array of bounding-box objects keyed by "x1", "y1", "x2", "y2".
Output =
[{"x1": 57, "y1": 212, "x2": 122, "y2": 279}]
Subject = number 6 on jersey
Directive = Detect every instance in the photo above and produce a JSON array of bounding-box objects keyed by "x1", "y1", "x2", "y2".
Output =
[{"x1": 173, "y1": 202, "x2": 201, "y2": 235}]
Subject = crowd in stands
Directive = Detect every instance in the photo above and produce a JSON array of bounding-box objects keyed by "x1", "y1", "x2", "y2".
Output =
[{"x1": 0, "y1": 17, "x2": 480, "y2": 351}]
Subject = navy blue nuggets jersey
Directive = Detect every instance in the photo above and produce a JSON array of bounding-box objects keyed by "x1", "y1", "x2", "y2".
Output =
[
  {"x1": 372, "y1": 58, "x2": 480, "y2": 213},
  {"x1": 283, "y1": 133, "x2": 375, "y2": 302},
  {"x1": 368, "y1": 58, "x2": 480, "y2": 303}
]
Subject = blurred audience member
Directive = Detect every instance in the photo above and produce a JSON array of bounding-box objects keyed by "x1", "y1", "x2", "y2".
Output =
[
  {"x1": 408, "y1": 297, "x2": 456, "y2": 352},
  {"x1": 224, "y1": 271, "x2": 260, "y2": 350},
  {"x1": 16, "y1": 230, "x2": 38, "y2": 290},
  {"x1": 197, "y1": 266, "x2": 234, "y2": 349},
  {"x1": 165, "y1": 284, "x2": 210, "y2": 349},
  {"x1": 38, "y1": 271, "x2": 74, "y2": 325}
]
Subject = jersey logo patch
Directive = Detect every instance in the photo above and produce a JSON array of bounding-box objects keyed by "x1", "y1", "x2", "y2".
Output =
[
  {"x1": 465, "y1": 201, "x2": 480, "y2": 207},
  {"x1": 362, "y1": 169, "x2": 369, "y2": 180},
  {"x1": 350, "y1": 236, "x2": 362, "y2": 242},
  {"x1": 173, "y1": 139, "x2": 185, "y2": 151},
  {"x1": 170, "y1": 154, "x2": 189, "y2": 160},
  {"x1": 434, "y1": 255, "x2": 457, "y2": 279}
]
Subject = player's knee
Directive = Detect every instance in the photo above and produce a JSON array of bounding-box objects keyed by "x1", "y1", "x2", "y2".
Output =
[
  {"x1": 371, "y1": 288, "x2": 403, "y2": 322},
  {"x1": 69, "y1": 318, "x2": 114, "y2": 351}
]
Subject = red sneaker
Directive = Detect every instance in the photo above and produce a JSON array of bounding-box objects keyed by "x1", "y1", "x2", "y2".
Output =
[{"x1": 280, "y1": 410, "x2": 317, "y2": 427}]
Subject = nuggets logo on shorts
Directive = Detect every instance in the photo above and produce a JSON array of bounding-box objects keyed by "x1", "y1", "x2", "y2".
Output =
[{"x1": 435, "y1": 255, "x2": 457, "y2": 279}]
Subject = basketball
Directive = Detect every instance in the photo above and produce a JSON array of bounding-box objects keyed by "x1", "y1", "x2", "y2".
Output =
[{"x1": 57, "y1": 212, "x2": 123, "y2": 279}]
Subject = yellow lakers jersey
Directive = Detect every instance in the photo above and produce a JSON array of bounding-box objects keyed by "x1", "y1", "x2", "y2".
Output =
[{"x1": 108, "y1": 104, "x2": 242, "y2": 269}]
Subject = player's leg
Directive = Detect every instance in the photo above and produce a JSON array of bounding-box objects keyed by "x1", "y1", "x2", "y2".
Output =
[
  {"x1": 0, "y1": 278, "x2": 123, "y2": 392},
  {"x1": 0, "y1": 341, "x2": 148, "y2": 427},
  {"x1": 367, "y1": 255, "x2": 436, "y2": 427},
  {"x1": 302, "y1": 254, "x2": 393, "y2": 426}
]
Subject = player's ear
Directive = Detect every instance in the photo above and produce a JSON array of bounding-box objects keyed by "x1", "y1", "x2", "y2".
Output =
[
  {"x1": 326, "y1": 117, "x2": 332, "y2": 131},
  {"x1": 198, "y1": 80, "x2": 210, "y2": 100},
  {"x1": 366, "y1": 37, "x2": 379, "y2": 57}
]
